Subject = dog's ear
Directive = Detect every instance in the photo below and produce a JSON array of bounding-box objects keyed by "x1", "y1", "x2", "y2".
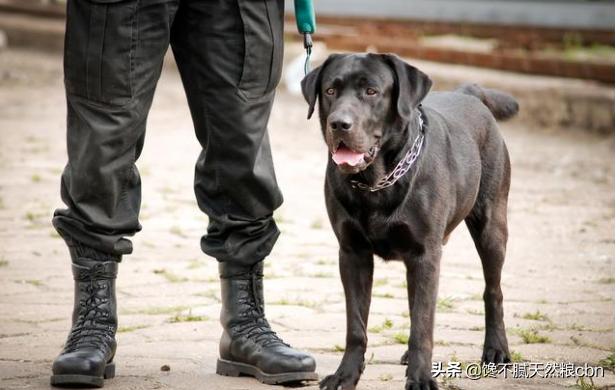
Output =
[
  {"x1": 301, "y1": 54, "x2": 344, "y2": 119},
  {"x1": 379, "y1": 54, "x2": 432, "y2": 122}
]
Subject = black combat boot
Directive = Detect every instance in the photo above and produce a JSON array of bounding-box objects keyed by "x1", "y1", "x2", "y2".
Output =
[
  {"x1": 50, "y1": 244, "x2": 120, "y2": 388},
  {"x1": 216, "y1": 261, "x2": 318, "y2": 385}
]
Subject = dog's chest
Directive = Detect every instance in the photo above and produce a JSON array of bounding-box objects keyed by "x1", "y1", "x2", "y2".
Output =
[{"x1": 362, "y1": 218, "x2": 418, "y2": 260}]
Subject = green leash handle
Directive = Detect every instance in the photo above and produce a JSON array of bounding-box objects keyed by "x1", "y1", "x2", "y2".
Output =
[
  {"x1": 294, "y1": 0, "x2": 316, "y2": 35},
  {"x1": 294, "y1": 0, "x2": 316, "y2": 74}
]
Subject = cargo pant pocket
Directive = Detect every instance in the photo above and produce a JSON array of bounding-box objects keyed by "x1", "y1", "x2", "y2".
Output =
[
  {"x1": 236, "y1": 0, "x2": 284, "y2": 100},
  {"x1": 64, "y1": 0, "x2": 138, "y2": 106}
]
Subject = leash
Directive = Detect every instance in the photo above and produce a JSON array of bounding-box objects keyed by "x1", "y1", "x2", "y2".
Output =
[
  {"x1": 294, "y1": 0, "x2": 316, "y2": 75},
  {"x1": 303, "y1": 33, "x2": 312, "y2": 75},
  {"x1": 350, "y1": 108, "x2": 426, "y2": 193}
]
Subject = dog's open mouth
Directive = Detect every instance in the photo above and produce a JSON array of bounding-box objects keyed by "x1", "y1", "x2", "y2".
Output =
[{"x1": 331, "y1": 141, "x2": 378, "y2": 167}]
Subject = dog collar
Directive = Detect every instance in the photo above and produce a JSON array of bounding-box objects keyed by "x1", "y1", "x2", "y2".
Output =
[{"x1": 349, "y1": 109, "x2": 425, "y2": 193}]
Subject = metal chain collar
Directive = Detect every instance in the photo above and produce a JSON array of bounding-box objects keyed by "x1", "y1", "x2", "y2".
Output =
[{"x1": 350, "y1": 111, "x2": 425, "y2": 193}]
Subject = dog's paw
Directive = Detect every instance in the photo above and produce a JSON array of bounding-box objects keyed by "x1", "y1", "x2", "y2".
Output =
[
  {"x1": 482, "y1": 329, "x2": 510, "y2": 364},
  {"x1": 481, "y1": 346, "x2": 510, "y2": 364},
  {"x1": 319, "y1": 370, "x2": 361, "y2": 390},
  {"x1": 405, "y1": 378, "x2": 439, "y2": 390},
  {"x1": 400, "y1": 350, "x2": 409, "y2": 365}
]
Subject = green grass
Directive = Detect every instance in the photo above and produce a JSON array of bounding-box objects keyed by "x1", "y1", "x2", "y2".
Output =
[
  {"x1": 373, "y1": 278, "x2": 388, "y2": 287},
  {"x1": 510, "y1": 350, "x2": 524, "y2": 363},
  {"x1": 24, "y1": 211, "x2": 44, "y2": 222},
  {"x1": 379, "y1": 373, "x2": 393, "y2": 381},
  {"x1": 310, "y1": 219, "x2": 324, "y2": 229},
  {"x1": 21, "y1": 279, "x2": 44, "y2": 287},
  {"x1": 571, "y1": 336, "x2": 613, "y2": 352},
  {"x1": 373, "y1": 292, "x2": 395, "y2": 299},
  {"x1": 369, "y1": 318, "x2": 394, "y2": 333},
  {"x1": 469, "y1": 293, "x2": 483, "y2": 301},
  {"x1": 270, "y1": 298, "x2": 320, "y2": 309},
  {"x1": 598, "y1": 353, "x2": 615, "y2": 371},
  {"x1": 310, "y1": 272, "x2": 334, "y2": 278},
  {"x1": 563, "y1": 44, "x2": 615, "y2": 62},
  {"x1": 574, "y1": 376, "x2": 599, "y2": 390},
  {"x1": 168, "y1": 310, "x2": 208, "y2": 323},
  {"x1": 333, "y1": 344, "x2": 345, "y2": 352},
  {"x1": 316, "y1": 258, "x2": 334, "y2": 266},
  {"x1": 31, "y1": 174, "x2": 41, "y2": 182},
  {"x1": 131, "y1": 305, "x2": 190, "y2": 315},
  {"x1": 392, "y1": 332, "x2": 409, "y2": 345},
  {"x1": 186, "y1": 259, "x2": 205, "y2": 269},
  {"x1": 516, "y1": 328, "x2": 551, "y2": 344},
  {"x1": 521, "y1": 310, "x2": 550, "y2": 321},
  {"x1": 117, "y1": 325, "x2": 149, "y2": 333},
  {"x1": 436, "y1": 297, "x2": 455, "y2": 312},
  {"x1": 273, "y1": 213, "x2": 288, "y2": 224},
  {"x1": 0, "y1": 259, "x2": 8, "y2": 267},
  {"x1": 598, "y1": 277, "x2": 615, "y2": 284}
]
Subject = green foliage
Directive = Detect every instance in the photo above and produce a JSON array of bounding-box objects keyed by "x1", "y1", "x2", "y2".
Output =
[
  {"x1": 521, "y1": 310, "x2": 550, "y2": 321},
  {"x1": 598, "y1": 353, "x2": 615, "y2": 371},
  {"x1": 168, "y1": 310, "x2": 208, "y2": 323},
  {"x1": 436, "y1": 297, "x2": 455, "y2": 311},
  {"x1": 516, "y1": 328, "x2": 551, "y2": 344},
  {"x1": 510, "y1": 350, "x2": 524, "y2": 363},
  {"x1": 393, "y1": 332, "x2": 409, "y2": 345}
]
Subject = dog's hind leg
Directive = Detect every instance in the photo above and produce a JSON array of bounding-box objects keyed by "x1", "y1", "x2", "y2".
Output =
[{"x1": 465, "y1": 148, "x2": 511, "y2": 364}]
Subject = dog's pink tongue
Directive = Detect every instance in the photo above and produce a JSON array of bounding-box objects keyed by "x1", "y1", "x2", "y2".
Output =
[{"x1": 332, "y1": 147, "x2": 364, "y2": 166}]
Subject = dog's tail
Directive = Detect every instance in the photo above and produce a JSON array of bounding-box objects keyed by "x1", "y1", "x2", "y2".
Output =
[{"x1": 456, "y1": 83, "x2": 519, "y2": 121}]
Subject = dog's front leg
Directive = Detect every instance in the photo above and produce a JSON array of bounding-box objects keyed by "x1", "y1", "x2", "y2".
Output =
[
  {"x1": 320, "y1": 247, "x2": 374, "y2": 390},
  {"x1": 404, "y1": 246, "x2": 442, "y2": 390}
]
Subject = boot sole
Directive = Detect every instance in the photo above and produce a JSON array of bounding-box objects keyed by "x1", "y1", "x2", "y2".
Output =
[
  {"x1": 216, "y1": 358, "x2": 318, "y2": 385},
  {"x1": 50, "y1": 362, "x2": 115, "y2": 388}
]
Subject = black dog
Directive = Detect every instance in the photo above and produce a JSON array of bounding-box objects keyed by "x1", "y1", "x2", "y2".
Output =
[{"x1": 301, "y1": 53, "x2": 518, "y2": 390}]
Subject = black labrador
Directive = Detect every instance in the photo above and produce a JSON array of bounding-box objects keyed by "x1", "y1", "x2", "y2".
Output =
[{"x1": 301, "y1": 53, "x2": 518, "y2": 390}]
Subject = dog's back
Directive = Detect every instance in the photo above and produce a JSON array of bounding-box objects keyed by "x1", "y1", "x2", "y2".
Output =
[{"x1": 422, "y1": 83, "x2": 518, "y2": 161}]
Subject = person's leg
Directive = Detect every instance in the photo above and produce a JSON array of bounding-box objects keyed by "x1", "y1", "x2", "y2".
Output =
[
  {"x1": 170, "y1": 0, "x2": 316, "y2": 384},
  {"x1": 52, "y1": 0, "x2": 177, "y2": 256},
  {"x1": 51, "y1": 1, "x2": 177, "y2": 387},
  {"x1": 171, "y1": 0, "x2": 283, "y2": 267}
]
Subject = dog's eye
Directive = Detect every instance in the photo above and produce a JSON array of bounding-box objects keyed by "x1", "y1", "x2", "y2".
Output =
[
  {"x1": 366, "y1": 88, "x2": 378, "y2": 96},
  {"x1": 325, "y1": 88, "x2": 336, "y2": 96}
]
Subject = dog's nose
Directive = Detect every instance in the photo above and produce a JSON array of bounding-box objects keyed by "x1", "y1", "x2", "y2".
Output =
[{"x1": 328, "y1": 115, "x2": 353, "y2": 132}]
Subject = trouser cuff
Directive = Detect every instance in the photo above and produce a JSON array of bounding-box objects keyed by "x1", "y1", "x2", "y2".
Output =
[{"x1": 218, "y1": 261, "x2": 264, "y2": 279}]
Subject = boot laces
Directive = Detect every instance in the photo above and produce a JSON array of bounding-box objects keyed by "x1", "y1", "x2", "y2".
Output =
[
  {"x1": 64, "y1": 263, "x2": 115, "y2": 353},
  {"x1": 234, "y1": 274, "x2": 289, "y2": 348}
]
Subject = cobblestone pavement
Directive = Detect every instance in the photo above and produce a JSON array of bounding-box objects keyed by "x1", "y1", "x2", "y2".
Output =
[{"x1": 0, "y1": 48, "x2": 614, "y2": 390}]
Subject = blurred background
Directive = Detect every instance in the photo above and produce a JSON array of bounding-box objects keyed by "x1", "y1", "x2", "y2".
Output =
[{"x1": 0, "y1": 1, "x2": 614, "y2": 389}]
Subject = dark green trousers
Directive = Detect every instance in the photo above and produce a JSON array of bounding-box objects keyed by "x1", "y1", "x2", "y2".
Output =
[{"x1": 53, "y1": 0, "x2": 284, "y2": 266}]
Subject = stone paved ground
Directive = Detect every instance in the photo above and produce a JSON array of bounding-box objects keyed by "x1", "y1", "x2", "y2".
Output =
[{"x1": 0, "y1": 48, "x2": 614, "y2": 390}]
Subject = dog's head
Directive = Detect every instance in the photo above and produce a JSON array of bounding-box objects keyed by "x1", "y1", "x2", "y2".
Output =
[{"x1": 301, "y1": 53, "x2": 432, "y2": 174}]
